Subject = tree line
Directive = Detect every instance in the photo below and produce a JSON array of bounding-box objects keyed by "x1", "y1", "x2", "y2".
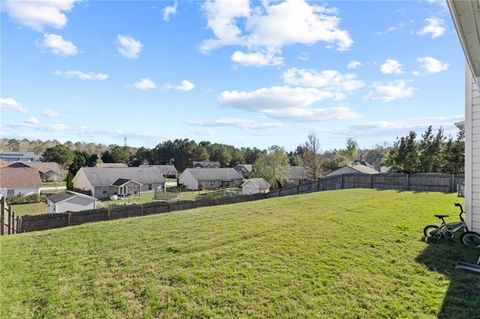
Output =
[{"x1": 2, "y1": 125, "x2": 465, "y2": 185}]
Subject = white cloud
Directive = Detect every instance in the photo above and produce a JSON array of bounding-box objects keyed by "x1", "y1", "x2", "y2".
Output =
[
  {"x1": 41, "y1": 109, "x2": 60, "y2": 118},
  {"x1": 24, "y1": 116, "x2": 40, "y2": 125},
  {"x1": 231, "y1": 50, "x2": 283, "y2": 67},
  {"x1": 40, "y1": 33, "x2": 78, "y2": 56},
  {"x1": 282, "y1": 68, "x2": 365, "y2": 92},
  {"x1": 417, "y1": 56, "x2": 449, "y2": 74},
  {"x1": 132, "y1": 78, "x2": 156, "y2": 90},
  {"x1": 200, "y1": 0, "x2": 353, "y2": 53},
  {"x1": 347, "y1": 60, "x2": 361, "y2": 69},
  {"x1": 412, "y1": 71, "x2": 421, "y2": 77},
  {"x1": 376, "y1": 22, "x2": 406, "y2": 35},
  {"x1": 380, "y1": 59, "x2": 403, "y2": 74},
  {"x1": 164, "y1": 80, "x2": 195, "y2": 91},
  {"x1": 54, "y1": 70, "x2": 108, "y2": 80},
  {"x1": 418, "y1": 17, "x2": 446, "y2": 38},
  {"x1": 0, "y1": 97, "x2": 27, "y2": 112},
  {"x1": 3, "y1": 0, "x2": 79, "y2": 31},
  {"x1": 117, "y1": 35, "x2": 142, "y2": 59},
  {"x1": 163, "y1": 2, "x2": 177, "y2": 21},
  {"x1": 219, "y1": 86, "x2": 358, "y2": 121},
  {"x1": 187, "y1": 118, "x2": 283, "y2": 130},
  {"x1": 8, "y1": 122, "x2": 68, "y2": 131},
  {"x1": 364, "y1": 80, "x2": 414, "y2": 102}
]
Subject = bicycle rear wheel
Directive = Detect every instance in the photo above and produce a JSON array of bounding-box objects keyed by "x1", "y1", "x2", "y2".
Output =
[{"x1": 460, "y1": 231, "x2": 480, "y2": 248}]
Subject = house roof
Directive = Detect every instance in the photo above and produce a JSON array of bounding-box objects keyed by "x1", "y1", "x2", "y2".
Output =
[
  {"x1": 112, "y1": 178, "x2": 142, "y2": 186},
  {"x1": 289, "y1": 166, "x2": 308, "y2": 180},
  {"x1": 139, "y1": 164, "x2": 178, "y2": 175},
  {"x1": 78, "y1": 167, "x2": 165, "y2": 187},
  {"x1": 182, "y1": 168, "x2": 243, "y2": 181},
  {"x1": 21, "y1": 162, "x2": 62, "y2": 174},
  {"x1": 47, "y1": 191, "x2": 96, "y2": 204},
  {"x1": 242, "y1": 178, "x2": 270, "y2": 189},
  {"x1": 448, "y1": 0, "x2": 480, "y2": 81},
  {"x1": 95, "y1": 163, "x2": 128, "y2": 168},
  {"x1": 235, "y1": 164, "x2": 253, "y2": 172},
  {"x1": 192, "y1": 161, "x2": 220, "y2": 168},
  {"x1": 0, "y1": 167, "x2": 42, "y2": 188},
  {"x1": 350, "y1": 164, "x2": 379, "y2": 174}
]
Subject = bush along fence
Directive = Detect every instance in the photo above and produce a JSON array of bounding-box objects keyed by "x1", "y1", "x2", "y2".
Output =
[{"x1": 4, "y1": 172, "x2": 465, "y2": 235}]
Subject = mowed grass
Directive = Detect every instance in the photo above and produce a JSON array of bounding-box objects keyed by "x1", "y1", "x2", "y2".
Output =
[{"x1": 1, "y1": 189, "x2": 479, "y2": 319}]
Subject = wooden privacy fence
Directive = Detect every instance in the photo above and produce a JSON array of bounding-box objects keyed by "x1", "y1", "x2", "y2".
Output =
[
  {"x1": 4, "y1": 172, "x2": 465, "y2": 235},
  {"x1": 1, "y1": 197, "x2": 21, "y2": 235}
]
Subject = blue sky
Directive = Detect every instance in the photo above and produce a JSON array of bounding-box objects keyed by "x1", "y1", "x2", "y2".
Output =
[{"x1": 0, "y1": 0, "x2": 466, "y2": 151}]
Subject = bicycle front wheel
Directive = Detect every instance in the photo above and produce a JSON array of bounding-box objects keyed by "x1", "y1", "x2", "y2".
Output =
[
  {"x1": 460, "y1": 231, "x2": 480, "y2": 248},
  {"x1": 423, "y1": 225, "x2": 439, "y2": 238}
]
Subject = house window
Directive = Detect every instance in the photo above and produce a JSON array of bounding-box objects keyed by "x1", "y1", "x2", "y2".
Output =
[
  {"x1": 102, "y1": 188, "x2": 107, "y2": 195},
  {"x1": 7, "y1": 189, "x2": 14, "y2": 196},
  {"x1": 149, "y1": 184, "x2": 152, "y2": 190},
  {"x1": 210, "y1": 181, "x2": 216, "y2": 186}
]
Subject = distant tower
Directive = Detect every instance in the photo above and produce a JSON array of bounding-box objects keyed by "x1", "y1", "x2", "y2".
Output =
[{"x1": 124, "y1": 137, "x2": 127, "y2": 147}]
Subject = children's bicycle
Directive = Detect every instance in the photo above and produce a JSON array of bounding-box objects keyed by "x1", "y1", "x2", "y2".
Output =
[{"x1": 423, "y1": 203, "x2": 480, "y2": 248}]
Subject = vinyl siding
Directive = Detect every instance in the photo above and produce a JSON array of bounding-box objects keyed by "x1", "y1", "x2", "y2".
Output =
[
  {"x1": 466, "y1": 68, "x2": 480, "y2": 232},
  {"x1": 49, "y1": 196, "x2": 96, "y2": 214}
]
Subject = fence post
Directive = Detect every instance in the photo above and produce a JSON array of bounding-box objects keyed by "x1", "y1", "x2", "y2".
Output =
[
  {"x1": 0, "y1": 197, "x2": 5, "y2": 236},
  {"x1": 450, "y1": 174, "x2": 455, "y2": 193},
  {"x1": 370, "y1": 174, "x2": 374, "y2": 189},
  {"x1": 7, "y1": 206, "x2": 11, "y2": 235},
  {"x1": 341, "y1": 174, "x2": 344, "y2": 189},
  {"x1": 17, "y1": 216, "x2": 22, "y2": 233},
  {"x1": 406, "y1": 174, "x2": 410, "y2": 191},
  {"x1": 296, "y1": 185, "x2": 300, "y2": 194},
  {"x1": 141, "y1": 204, "x2": 144, "y2": 216},
  {"x1": 67, "y1": 212, "x2": 71, "y2": 226}
]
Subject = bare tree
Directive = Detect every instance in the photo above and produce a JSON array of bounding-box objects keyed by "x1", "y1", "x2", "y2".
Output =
[{"x1": 302, "y1": 134, "x2": 322, "y2": 179}]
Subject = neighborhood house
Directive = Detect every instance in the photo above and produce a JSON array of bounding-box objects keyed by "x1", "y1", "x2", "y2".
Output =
[
  {"x1": 234, "y1": 164, "x2": 253, "y2": 178},
  {"x1": 47, "y1": 191, "x2": 97, "y2": 214},
  {"x1": 327, "y1": 164, "x2": 380, "y2": 177},
  {"x1": 0, "y1": 167, "x2": 42, "y2": 197},
  {"x1": 9, "y1": 162, "x2": 64, "y2": 182},
  {"x1": 241, "y1": 178, "x2": 270, "y2": 195},
  {"x1": 0, "y1": 151, "x2": 40, "y2": 163},
  {"x1": 179, "y1": 168, "x2": 243, "y2": 190},
  {"x1": 95, "y1": 163, "x2": 128, "y2": 168},
  {"x1": 72, "y1": 167, "x2": 166, "y2": 199},
  {"x1": 139, "y1": 164, "x2": 178, "y2": 178},
  {"x1": 287, "y1": 166, "x2": 311, "y2": 186},
  {"x1": 192, "y1": 161, "x2": 221, "y2": 168}
]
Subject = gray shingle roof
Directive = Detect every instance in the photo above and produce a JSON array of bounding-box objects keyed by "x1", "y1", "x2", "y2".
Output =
[
  {"x1": 351, "y1": 164, "x2": 379, "y2": 174},
  {"x1": 79, "y1": 167, "x2": 165, "y2": 187},
  {"x1": 192, "y1": 161, "x2": 220, "y2": 168},
  {"x1": 289, "y1": 166, "x2": 307, "y2": 180},
  {"x1": 47, "y1": 191, "x2": 96, "y2": 204},
  {"x1": 183, "y1": 168, "x2": 243, "y2": 181},
  {"x1": 242, "y1": 178, "x2": 270, "y2": 189},
  {"x1": 139, "y1": 164, "x2": 178, "y2": 176}
]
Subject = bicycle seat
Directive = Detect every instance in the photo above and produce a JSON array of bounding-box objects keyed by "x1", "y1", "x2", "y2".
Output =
[{"x1": 434, "y1": 214, "x2": 449, "y2": 218}]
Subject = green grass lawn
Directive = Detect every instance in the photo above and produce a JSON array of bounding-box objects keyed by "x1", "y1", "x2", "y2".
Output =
[
  {"x1": 41, "y1": 181, "x2": 66, "y2": 187},
  {"x1": 1, "y1": 189, "x2": 479, "y2": 318},
  {"x1": 10, "y1": 202, "x2": 47, "y2": 216}
]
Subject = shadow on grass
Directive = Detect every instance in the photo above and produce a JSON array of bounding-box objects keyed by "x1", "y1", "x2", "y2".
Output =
[{"x1": 416, "y1": 240, "x2": 480, "y2": 319}]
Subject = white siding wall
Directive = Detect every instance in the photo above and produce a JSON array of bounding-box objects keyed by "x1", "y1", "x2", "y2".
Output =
[
  {"x1": 0, "y1": 187, "x2": 40, "y2": 197},
  {"x1": 242, "y1": 184, "x2": 259, "y2": 195},
  {"x1": 467, "y1": 68, "x2": 480, "y2": 232},
  {"x1": 49, "y1": 196, "x2": 97, "y2": 214}
]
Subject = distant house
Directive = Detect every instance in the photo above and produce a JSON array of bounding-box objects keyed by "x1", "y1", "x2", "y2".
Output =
[
  {"x1": 47, "y1": 191, "x2": 97, "y2": 214},
  {"x1": 192, "y1": 161, "x2": 221, "y2": 169},
  {"x1": 0, "y1": 167, "x2": 42, "y2": 197},
  {"x1": 72, "y1": 167, "x2": 166, "y2": 199},
  {"x1": 326, "y1": 164, "x2": 379, "y2": 177},
  {"x1": 287, "y1": 166, "x2": 311, "y2": 186},
  {"x1": 139, "y1": 164, "x2": 178, "y2": 178},
  {"x1": 9, "y1": 162, "x2": 64, "y2": 182},
  {"x1": 95, "y1": 163, "x2": 128, "y2": 168},
  {"x1": 241, "y1": 178, "x2": 270, "y2": 195},
  {"x1": 0, "y1": 151, "x2": 40, "y2": 163},
  {"x1": 179, "y1": 168, "x2": 243, "y2": 190},
  {"x1": 234, "y1": 164, "x2": 253, "y2": 178}
]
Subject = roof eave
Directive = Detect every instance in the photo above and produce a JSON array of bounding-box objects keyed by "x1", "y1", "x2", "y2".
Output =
[{"x1": 448, "y1": 0, "x2": 480, "y2": 82}]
